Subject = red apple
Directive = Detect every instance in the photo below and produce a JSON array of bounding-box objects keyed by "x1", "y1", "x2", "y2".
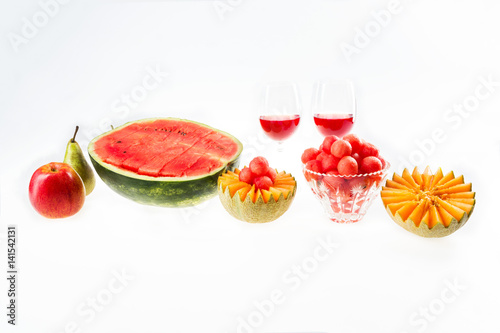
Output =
[{"x1": 29, "y1": 162, "x2": 85, "y2": 219}]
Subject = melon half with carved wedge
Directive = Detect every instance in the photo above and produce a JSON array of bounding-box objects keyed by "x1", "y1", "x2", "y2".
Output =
[
  {"x1": 381, "y1": 167, "x2": 475, "y2": 237},
  {"x1": 218, "y1": 168, "x2": 297, "y2": 223}
]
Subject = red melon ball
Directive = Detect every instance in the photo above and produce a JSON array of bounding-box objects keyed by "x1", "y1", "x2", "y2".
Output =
[
  {"x1": 359, "y1": 142, "x2": 379, "y2": 158},
  {"x1": 346, "y1": 177, "x2": 369, "y2": 193},
  {"x1": 305, "y1": 159, "x2": 323, "y2": 173},
  {"x1": 321, "y1": 135, "x2": 339, "y2": 154},
  {"x1": 343, "y1": 134, "x2": 363, "y2": 154},
  {"x1": 316, "y1": 152, "x2": 329, "y2": 162},
  {"x1": 239, "y1": 167, "x2": 254, "y2": 184},
  {"x1": 254, "y1": 176, "x2": 273, "y2": 190},
  {"x1": 337, "y1": 156, "x2": 358, "y2": 175},
  {"x1": 249, "y1": 156, "x2": 269, "y2": 176},
  {"x1": 360, "y1": 156, "x2": 383, "y2": 174},
  {"x1": 323, "y1": 170, "x2": 346, "y2": 192},
  {"x1": 321, "y1": 154, "x2": 340, "y2": 173},
  {"x1": 266, "y1": 167, "x2": 278, "y2": 183},
  {"x1": 331, "y1": 139, "x2": 352, "y2": 159},
  {"x1": 301, "y1": 148, "x2": 321, "y2": 164},
  {"x1": 352, "y1": 153, "x2": 363, "y2": 166}
]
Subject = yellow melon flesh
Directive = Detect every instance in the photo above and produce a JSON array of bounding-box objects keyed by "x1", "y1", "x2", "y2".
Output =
[
  {"x1": 422, "y1": 166, "x2": 433, "y2": 188},
  {"x1": 411, "y1": 167, "x2": 423, "y2": 186},
  {"x1": 421, "y1": 209, "x2": 430, "y2": 227},
  {"x1": 387, "y1": 202, "x2": 408, "y2": 215},
  {"x1": 249, "y1": 185, "x2": 259, "y2": 203},
  {"x1": 227, "y1": 182, "x2": 250, "y2": 197},
  {"x1": 396, "y1": 201, "x2": 420, "y2": 221},
  {"x1": 237, "y1": 186, "x2": 252, "y2": 202},
  {"x1": 434, "y1": 183, "x2": 472, "y2": 195},
  {"x1": 429, "y1": 168, "x2": 444, "y2": 188},
  {"x1": 402, "y1": 168, "x2": 419, "y2": 188},
  {"x1": 446, "y1": 192, "x2": 475, "y2": 199},
  {"x1": 268, "y1": 187, "x2": 282, "y2": 202},
  {"x1": 428, "y1": 205, "x2": 442, "y2": 229},
  {"x1": 436, "y1": 171, "x2": 455, "y2": 186},
  {"x1": 380, "y1": 167, "x2": 475, "y2": 237},
  {"x1": 446, "y1": 200, "x2": 474, "y2": 215},
  {"x1": 437, "y1": 175, "x2": 464, "y2": 189},
  {"x1": 381, "y1": 193, "x2": 417, "y2": 206},
  {"x1": 218, "y1": 168, "x2": 297, "y2": 223},
  {"x1": 260, "y1": 189, "x2": 272, "y2": 204},
  {"x1": 408, "y1": 200, "x2": 428, "y2": 227},
  {"x1": 385, "y1": 180, "x2": 411, "y2": 190},
  {"x1": 393, "y1": 174, "x2": 414, "y2": 189}
]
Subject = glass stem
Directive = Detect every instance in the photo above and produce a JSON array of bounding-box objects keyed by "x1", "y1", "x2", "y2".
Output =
[{"x1": 277, "y1": 141, "x2": 284, "y2": 153}]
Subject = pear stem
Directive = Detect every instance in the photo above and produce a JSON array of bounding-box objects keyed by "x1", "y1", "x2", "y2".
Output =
[{"x1": 71, "y1": 126, "x2": 79, "y2": 143}]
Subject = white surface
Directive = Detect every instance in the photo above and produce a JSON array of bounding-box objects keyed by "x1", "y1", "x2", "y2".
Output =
[{"x1": 1, "y1": 1, "x2": 500, "y2": 332}]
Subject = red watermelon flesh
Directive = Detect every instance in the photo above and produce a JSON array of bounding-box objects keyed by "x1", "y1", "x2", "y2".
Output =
[
  {"x1": 186, "y1": 156, "x2": 222, "y2": 177},
  {"x1": 92, "y1": 119, "x2": 241, "y2": 178}
]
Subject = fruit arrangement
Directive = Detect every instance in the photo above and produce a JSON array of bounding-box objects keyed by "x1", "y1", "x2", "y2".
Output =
[
  {"x1": 218, "y1": 156, "x2": 296, "y2": 223},
  {"x1": 381, "y1": 167, "x2": 475, "y2": 237},
  {"x1": 29, "y1": 127, "x2": 95, "y2": 219},
  {"x1": 88, "y1": 118, "x2": 243, "y2": 207},
  {"x1": 26, "y1": 116, "x2": 476, "y2": 239},
  {"x1": 302, "y1": 134, "x2": 390, "y2": 223}
]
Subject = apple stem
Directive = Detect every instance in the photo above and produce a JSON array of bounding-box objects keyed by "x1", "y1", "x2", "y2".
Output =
[
  {"x1": 110, "y1": 125, "x2": 114, "y2": 130},
  {"x1": 71, "y1": 126, "x2": 79, "y2": 143}
]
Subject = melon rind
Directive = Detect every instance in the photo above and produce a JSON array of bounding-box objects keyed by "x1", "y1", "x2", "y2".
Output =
[
  {"x1": 218, "y1": 180, "x2": 297, "y2": 223},
  {"x1": 386, "y1": 206, "x2": 470, "y2": 238},
  {"x1": 88, "y1": 118, "x2": 243, "y2": 207}
]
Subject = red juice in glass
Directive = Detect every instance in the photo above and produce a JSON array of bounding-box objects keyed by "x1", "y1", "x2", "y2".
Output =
[
  {"x1": 314, "y1": 113, "x2": 354, "y2": 137},
  {"x1": 259, "y1": 114, "x2": 301, "y2": 141}
]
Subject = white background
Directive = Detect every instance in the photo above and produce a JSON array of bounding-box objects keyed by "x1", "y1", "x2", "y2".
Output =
[{"x1": 1, "y1": 0, "x2": 500, "y2": 332}]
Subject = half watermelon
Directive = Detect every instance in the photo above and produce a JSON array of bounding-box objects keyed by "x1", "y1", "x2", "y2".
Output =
[{"x1": 88, "y1": 118, "x2": 243, "y2": 207}]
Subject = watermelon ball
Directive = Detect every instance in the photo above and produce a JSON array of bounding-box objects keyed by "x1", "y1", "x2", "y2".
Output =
[
  {"x1": 239, "y1": 167, "x2": 254, "y2": 184},
  {"x1": 343, "y1": 134, "x2": 363, "y2": 154},
  {"x1": 337, "y1": 156, "x2": 358, "y2": 175},
  {"x1": 321, "y1": 135, "x2": 339, "y2": 154},
  {"x1": 352, "y1": 153, "x2": 363, "y2": 166},
  {"x1": 323, "y1": 170, "x2": 346, "y2": 192},
  {"x1": 301, "y1": 148, "x2": 321, "y2": 164},
  {"x1": 321, "y1": 154, "x2": 340, "y2": 173},
  {"x1": 347, "y1": 177, "x2": 368, "y2": 192},
  {"x1": 249, "y1": 156, "x2": 269, "y2": 176},
  {"x1": 305, "y1": 159, "x2": 323, "y2": 173},
  {"x1": 331, "y1": 139, "x2": 352, "y2": 159},
  {"x1": 254, "y1": 176, "x2": 273, "y2": 191},
  {"x1": 266, "y1": 167, "x2": 277, "y2": 183},
  {"x1": 316, "y1": 152, "x2": 329, "y2": 162},
  {"x1": 359, "y1": 142, "x2": 379, "y2": 158},
  {"x1": 360, "y1": 156, "x2": 383, "y2": 174}
]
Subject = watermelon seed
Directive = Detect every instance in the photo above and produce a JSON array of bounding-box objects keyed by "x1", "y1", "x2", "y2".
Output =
[
  {"x1": 123, "y1": 151, "x2": 127, "y2": 153},
  {"x1": 116, "y1": 140, "x2": 121, "y2": 143}
]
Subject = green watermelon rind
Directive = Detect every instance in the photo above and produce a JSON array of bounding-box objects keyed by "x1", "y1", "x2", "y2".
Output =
[{"x1": 88, "y1": 118, "x2": 243, "y2": 207}]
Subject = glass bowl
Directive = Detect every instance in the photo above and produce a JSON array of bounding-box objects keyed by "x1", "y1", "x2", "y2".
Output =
[{"x1": 303, "y1": 161, "x2": 391, "y2": 223}]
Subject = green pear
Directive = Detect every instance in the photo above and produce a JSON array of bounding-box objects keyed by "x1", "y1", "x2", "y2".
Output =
[{"x1": 63, "y1": 126, "x2": 96, "y2": 195}]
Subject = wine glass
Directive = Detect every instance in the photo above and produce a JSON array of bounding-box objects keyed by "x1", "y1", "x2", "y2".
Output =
[
  {"x1": 259, "y1": 82, "x2": 302, "y2": 152},
  {"x1": 312, "y1": 80, "x2": 356, "y2": 137}
]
